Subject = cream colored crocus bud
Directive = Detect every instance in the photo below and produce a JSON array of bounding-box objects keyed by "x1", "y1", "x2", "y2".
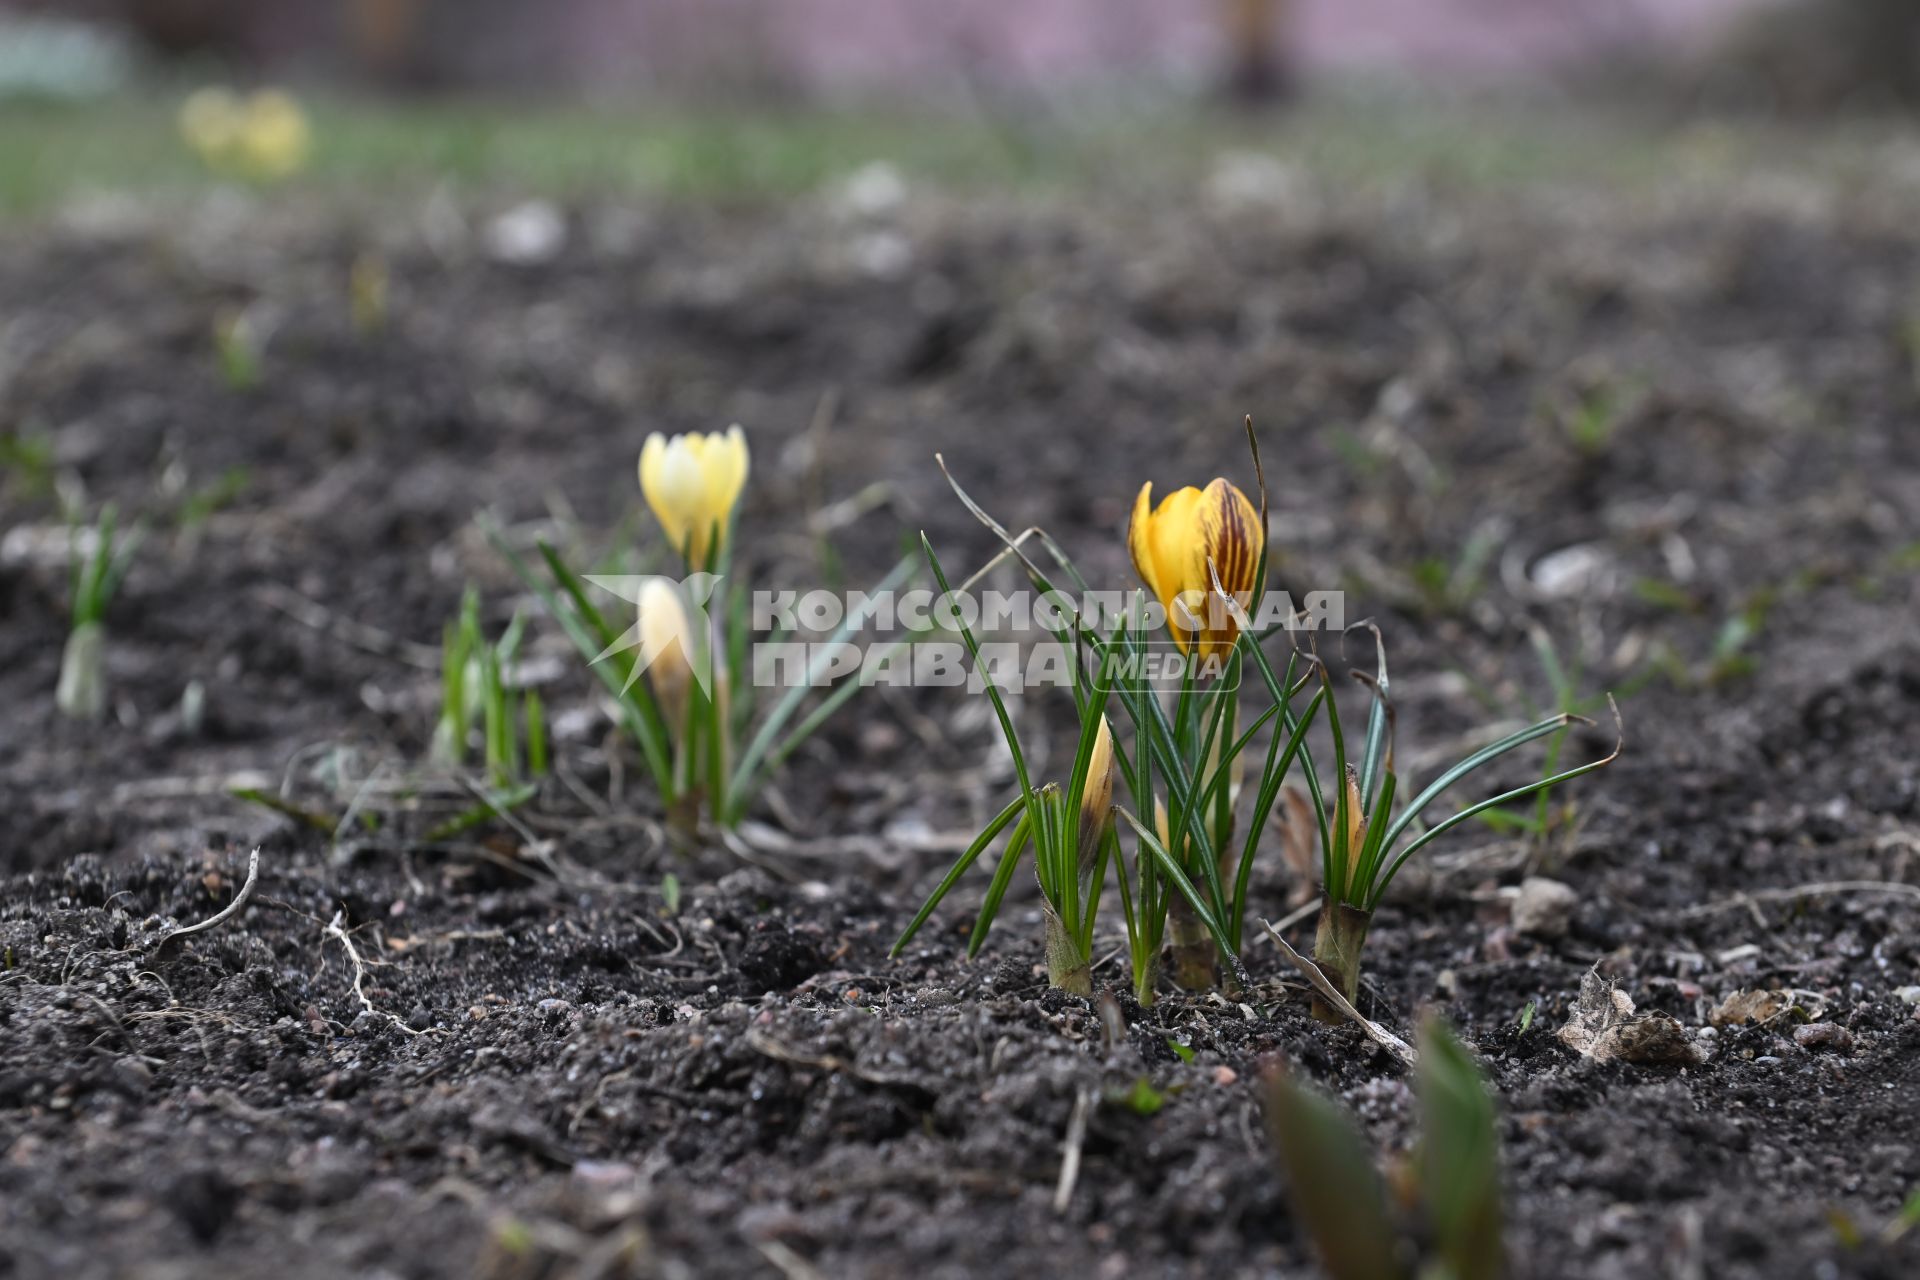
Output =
[
  {"x1": 638, "y1": 426, "x2": 749, "y2": 569},
  {"x1": 637, "y1": 578, "x2": 695, "y2": 727},
  {"x1": 1078, "y1": 715, "x2": 1116, "y2": 867}
]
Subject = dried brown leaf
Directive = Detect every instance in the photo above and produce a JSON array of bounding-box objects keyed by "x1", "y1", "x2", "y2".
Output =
[
  {"x1": 1708, "y1": 988, "x2": 1787, "y2": 1029},
  {"x1": 1558, "y1": 966, "x2": 1706, "y2": 1066}
]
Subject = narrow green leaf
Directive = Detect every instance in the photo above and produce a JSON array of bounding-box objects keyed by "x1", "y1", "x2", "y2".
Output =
[
  {"x1": 921, "y1": 534, "x2": 1034, "y2": 802},
  {"x1": 1115, "y1": 805, "x2": 1233, "y2": 958},
  {"x1": 1380, "y1": 713, "x2": 1584, "y2": 854},
  {"x1": 424, "y1": 781, "x2": 539, "y2": 842},
  {"x1": 230, "y1": 786, "x2": 338, "y2": 835},
  {"x1": 966, "y1": 813, "x2": 1033, "y2": 958},
  {"x1": 890, "y1": 794, "x2": 1029, "y2": 955},
  {"x1": 1416, "y1": 1019, "x2": 1504, "y2": 1280},
  {"x1": 1264, "y1": 1067, "x2": 1406, "y2": 1280},
  {"x1": 1368, "y1": 703, "x2": 1622, "y2": 907}
]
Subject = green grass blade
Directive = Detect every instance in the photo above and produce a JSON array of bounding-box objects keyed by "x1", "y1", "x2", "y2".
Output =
[
  {"x1": 921, "y1": 534, "x2": 1034, "y2": 800},
  {"x1": 1380, "y1": 712, "x2": 1594, "y2": 853},
  {"x1": 1349, "y1": 770, "x2": 1399, "y2": 903},
  {"x1": 1353, "y1": 624, "x2": 1392, "y2": 812},
  {"x1": 478, "y1": 521, "x2": 673, "y2": 794},
  {"x1": 890, "y1": 793, "x2": 1026, "y2": 954},
  {"x1": 1369, "y1": 702, "x2": 1622, "y2": 905},
  {"x1": 424, "y1": 780, "x2": 539, "y2": 842},
  {"x1": 1229, "y1": 685, "x2": 1325, "y2": 948},
  {"x1": 1242, "y1": 636, "x2": 1329, "y2": 848},
  {"x1": 1115, "y1": 804, "x2": 1232, "y2": 956},
  {"x1": 525, "y1": 689, "x2": 548, "y2": 776},
  {"x1": 967, "y1": 812, "x2": 1034, "y2": 958}
]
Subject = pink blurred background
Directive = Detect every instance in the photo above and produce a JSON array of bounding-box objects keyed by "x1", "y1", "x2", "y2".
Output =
[{"x1": 17, "y1": 0, "x2": 1783, "y2": 93}]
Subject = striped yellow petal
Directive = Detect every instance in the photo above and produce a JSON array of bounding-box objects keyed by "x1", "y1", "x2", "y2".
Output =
[{"x1": 1126, "y1": 475, "x2": 1263, "y2": 662}]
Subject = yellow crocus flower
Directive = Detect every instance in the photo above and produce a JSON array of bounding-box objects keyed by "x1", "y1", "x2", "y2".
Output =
[
  {"x1": 1127, "y1": 477, "x2": 1263, "y2": 662},
  {"x1": 238, "y1": 90, "x2": 311, "y2": 181},
  {"x1": 638, "y1": 426, "x2": 750, "y2": 569},
  {"x1": 178, "y1": 88, "x2": 310, "y2": 182}
]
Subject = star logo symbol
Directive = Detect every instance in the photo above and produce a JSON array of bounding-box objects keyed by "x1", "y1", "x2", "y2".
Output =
[{"x1": 583, "y1": 572, "x2": 723, "y2": 698}]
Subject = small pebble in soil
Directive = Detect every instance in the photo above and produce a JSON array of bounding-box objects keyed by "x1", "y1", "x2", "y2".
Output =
[
  {"x1": 1792, "y1": 1023, "x2": 1854, "y2": 1053},
  {"x1": 1512, "y1": 876, "x2": 1578, "y2": 939}
]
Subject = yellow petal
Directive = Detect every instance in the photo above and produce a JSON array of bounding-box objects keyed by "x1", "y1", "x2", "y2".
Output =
[
  {"x1": 1191, "y1": 479, "x2": 1262, "y2": 661},
  {"x1": 1079, "y1": 715, "x2": 1114, "y2": 823},
  {"x1": 638, "y1": 427, "x2": 749, "y2": 567},
  {"x1": 241, "y1": 91, "x2": 309, "y2": 178},
  {"x1": 703, "y1": 425, "x2": 749, "y2": 537},
  {"x1": 1129, "y1": 483, "x2": 1207, "y2": 654},
  {"x1": 1127, "y1": 482, "x2": 1162, "y2": 603}
]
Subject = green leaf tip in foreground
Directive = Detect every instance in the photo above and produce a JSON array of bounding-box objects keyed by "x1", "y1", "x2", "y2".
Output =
[
  {"x1": 1415, "y1": 1018, "x2": 1504, "y2": 1280},
  {"x1": 1263, "y1": 1063, "x2": 1406, "y2": 1280}
]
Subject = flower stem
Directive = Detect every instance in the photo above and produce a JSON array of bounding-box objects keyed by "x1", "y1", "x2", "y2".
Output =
[
  {"x1": 1166, "y1": 895, "x2": 1218, "y2": 990},
  {"x1": 56, "y1": 622, "x2": 107, "y2": 721},
  {"x1": 1043, "y1": 908, "x2": 1093, "y2": 996},
  {"x1": 1310, "y1": 898, "x2": 1373, "y2": 1022}
]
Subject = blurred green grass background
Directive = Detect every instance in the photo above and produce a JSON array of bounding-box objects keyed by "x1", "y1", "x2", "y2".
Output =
[{"x1": 0, "y1": 92, "x2": 1908, "y2": 217}]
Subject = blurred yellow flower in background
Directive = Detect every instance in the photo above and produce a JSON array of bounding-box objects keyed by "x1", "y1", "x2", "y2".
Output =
[
  {"x1": 639, "y1": 426, "x2": 750, "y2": 569},
  {"x1": 178, "y1": 88, "x2": 311, "y2": 183}
]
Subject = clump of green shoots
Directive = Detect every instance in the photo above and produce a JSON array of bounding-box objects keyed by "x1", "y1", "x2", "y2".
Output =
[
  {"x1": 1300, "y1": 629, "x2": 1620, "y2": 1019},
  {"x1": 485, "y1": 426, "x2": 916, "y2": 838},
  {"x1": 898, "y1": 431, "x2": 1319, "y2": 1005},
  {"x1": 58, "y1": 504, "x2": 144, "y2": 721},
  {"x1": 890, "y1": 535, "x2": 1120, "y2": 995},
  {"x1": 1266, "y1": 1017, "x2": 1505, "y2": 1280},
  {"x1": 433, "y1": 587, "x2": 548, "y2": 787}
]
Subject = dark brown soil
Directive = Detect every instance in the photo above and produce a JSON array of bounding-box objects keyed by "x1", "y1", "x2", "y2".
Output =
[{"x1": 2, "y1": 172, "x2": 1918, "y2": 1279}]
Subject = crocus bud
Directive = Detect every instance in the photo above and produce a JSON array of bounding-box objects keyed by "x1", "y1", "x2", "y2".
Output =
[
  {"x1": 638, "y1": 578, "x2": 695, "y2": 727},
  {"x1": 1078, "y1": 715, "x2": 1116, "y2": 867},
  {"x1": 1341, "y1": 765, "x2": 1367, "y2": 899}
]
